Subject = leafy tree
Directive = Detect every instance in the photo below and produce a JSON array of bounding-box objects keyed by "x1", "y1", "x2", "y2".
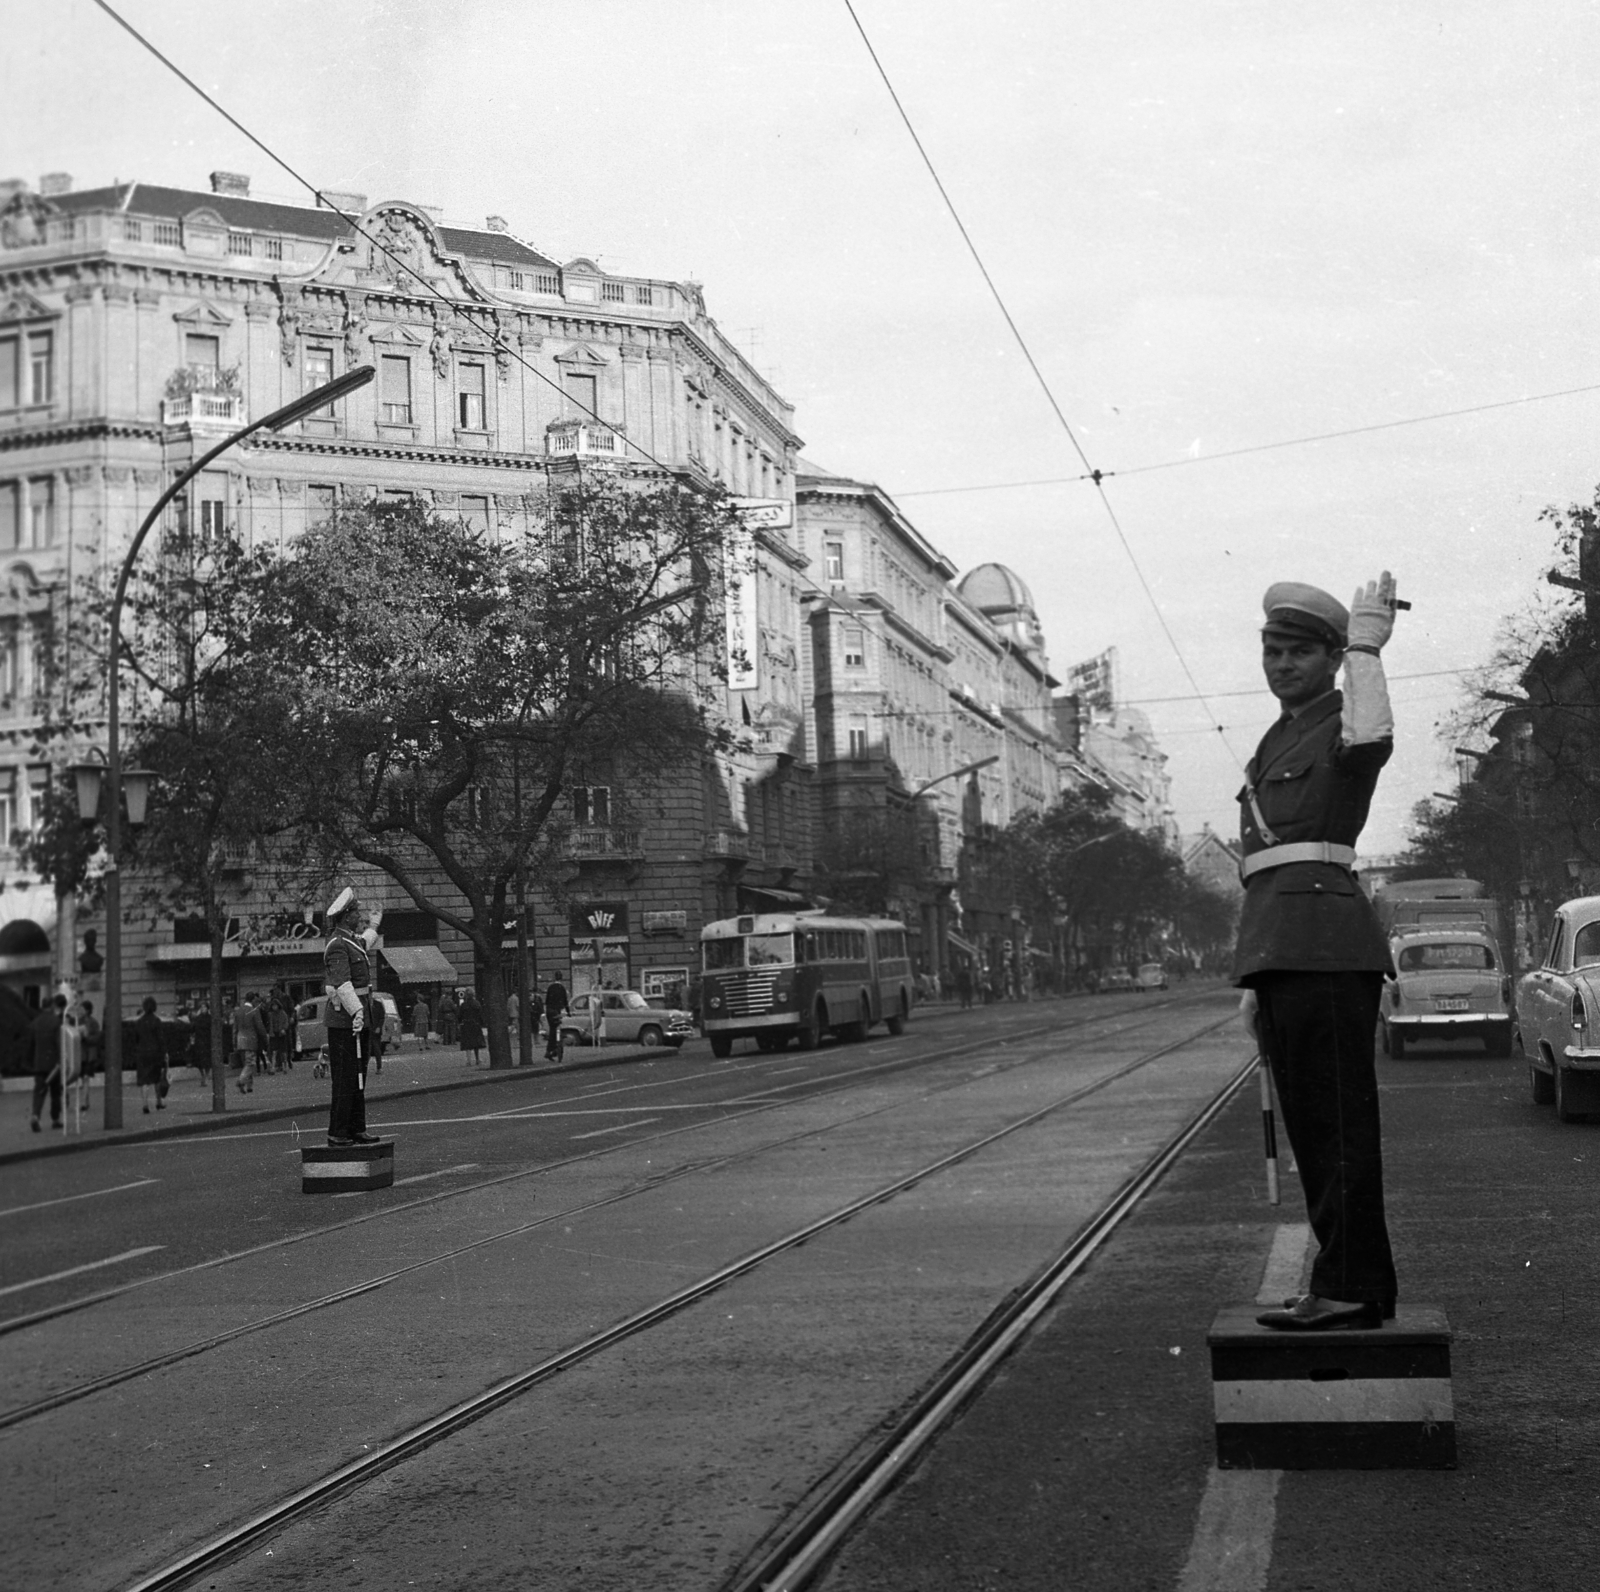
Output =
[{"x1": 266, "y1": 481, "x2": 742, "y2": 1068}]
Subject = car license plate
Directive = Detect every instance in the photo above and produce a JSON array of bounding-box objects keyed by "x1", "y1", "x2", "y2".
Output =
[{"x1": 1434, "y1": 998, "x2": 1470, "y2": 1012}]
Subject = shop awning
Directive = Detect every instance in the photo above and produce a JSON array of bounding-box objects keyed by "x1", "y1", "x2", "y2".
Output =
[
  {"x1": 946, "y1": 930, "x2": 977, "y2": 958},
  {"x1": 379, "y1": 944, "x2": 458, "y2": 984}
]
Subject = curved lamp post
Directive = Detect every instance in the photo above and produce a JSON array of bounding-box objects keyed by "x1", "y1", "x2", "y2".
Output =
[{"x1": 75, "y1": 364, "x2": 376, "y2": 1130}]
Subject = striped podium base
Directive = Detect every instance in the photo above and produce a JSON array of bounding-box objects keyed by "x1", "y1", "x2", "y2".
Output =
[
  {"x1": 301, "y1": 1140, "x2": 395, "y2": 1194},
  {"x1": 1207, "y1": 1303, "x2": 1455, "y2": 1469}
]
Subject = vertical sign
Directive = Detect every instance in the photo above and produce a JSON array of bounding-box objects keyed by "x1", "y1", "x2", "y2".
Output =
[{"x1": 724, "y1": 518, "x2": 759, "y2": 692}]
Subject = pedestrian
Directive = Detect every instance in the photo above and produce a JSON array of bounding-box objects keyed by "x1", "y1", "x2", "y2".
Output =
[
  {"x1": 323, "y1": 887, "x2": 378, "y2": 1147},
  {"x1": 457, "y1": 989, "x2": 484, "y2": 1065},
  {"x1": 268, "y1": 986, "x2": 292, "y2": 1072},
  {"x1": 133, "y1": 995, "x2": 168, "y2": 1113},
  {"x1": 528, "y1": 987, "x2": 544, "y2": 1046},
  {"x1": 364, "y1": 991, "x2": 385, "y2": 1075},
  {"x1": 955, "y1": 962, "x2": 973, "y2": 1010},
  {"x1": 438, "y1": 987, "x2": 458, "y2": 1047},
  {"x1": 506, "y1": 988, "x2": 520, "y2": 1039},
  {"x1": 543, "y1": 974, "x2": 570, "y2": 1061},
  {"x1": 29, "y1": 994, "x2": 66, "y2": 1132},
  {"x1": 1241, "y1": 576, "x2": 1401, "y2": 1333},
  {"x1": 232, "y1": 992, "x2": 268, "y2": 1094},
  {"x1": 77, "y1": 998, "x2": 102, "y2": 1114},
  {"x1": 411, "y1": 992, "x2": 431, "y2": 1050}
]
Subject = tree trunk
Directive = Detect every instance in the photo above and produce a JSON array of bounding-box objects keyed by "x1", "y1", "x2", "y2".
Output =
[
  {"x1": 478, "y1": 938, "x2": 512, "y2": 1070},
  {"x1": 209, "y1": 917, "x2": 228, "y2": 1113}
]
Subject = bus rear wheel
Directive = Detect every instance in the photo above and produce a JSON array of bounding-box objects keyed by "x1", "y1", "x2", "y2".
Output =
[
  {"x1": 885, "y1": 995, "x2": 908, "y2": 1036},
  {"x1": 710, "y1": 1033, "x2": 732, "y2": 1059}
]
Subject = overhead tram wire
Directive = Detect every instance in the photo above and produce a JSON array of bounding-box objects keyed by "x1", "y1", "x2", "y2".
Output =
[
  {"x1": 840, "y1": 0, "x2": 1243, "y2": 773},
  {"x1": 891, "y1": 380, "x2": 1600, "y2": 500}
]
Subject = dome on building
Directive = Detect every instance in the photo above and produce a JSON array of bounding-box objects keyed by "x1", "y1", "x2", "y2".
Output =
[{"x1": 957, "y1": 563, "x2": 1036, "y2": 616}]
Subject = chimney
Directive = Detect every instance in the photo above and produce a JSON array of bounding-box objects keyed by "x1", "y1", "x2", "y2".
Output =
[
  {"x1": 209, "y1": 171, "x2": 250, "y2": 198},
  {"x1": 486, "y1": 215, "x2": 509, "y2": 233},
  {"x1": 39, "y1": 172, "x2": 72, "y2": 197}
]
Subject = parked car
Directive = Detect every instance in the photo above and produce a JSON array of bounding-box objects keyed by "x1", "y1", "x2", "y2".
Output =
[
  {"x1": 1135, "y1": 962, "x2": 1169, "y2": 992},
  {"x1": 295, "y1": 991, "x2": 402, "y2": 1058},
  {"x1": 1383, "y1": 928, "x2": 1512, "y2": 1060},
  {"x1": 1099, "y1": 969, "x2": 1136, "y2": 994},
  {"x1": 559, "y1": 989, "x2": 695, "y2": 1049},
  {"x1": 1516, "y1": 894, "x2": 1600, "y2": 1120}
]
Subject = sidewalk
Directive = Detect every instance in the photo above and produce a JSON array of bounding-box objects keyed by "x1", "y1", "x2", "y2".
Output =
[{"x1": 0, "y1": 1032, "x2": 675, "y2": 1167}]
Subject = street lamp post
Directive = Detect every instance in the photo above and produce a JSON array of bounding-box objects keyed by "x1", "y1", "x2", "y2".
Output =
[{"x1": 82, "y1": 364, "x2": 376, "y2": 1130}]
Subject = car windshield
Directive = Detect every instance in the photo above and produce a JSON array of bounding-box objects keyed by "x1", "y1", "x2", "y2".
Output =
[{"x1": 1397, "y1": 942, "x2": 1494, "y2": 971}]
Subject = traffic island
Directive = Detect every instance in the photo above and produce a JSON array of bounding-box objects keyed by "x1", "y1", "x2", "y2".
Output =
[{"x1": 300, "y1": 1138, "x2": 395, "y2": 1193}]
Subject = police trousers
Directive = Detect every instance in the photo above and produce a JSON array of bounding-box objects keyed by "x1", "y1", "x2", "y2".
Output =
[
  {"x1": 1254, "y1": 970, "x2": 1397, "y2": 1306},
  {"x1": 326, "y1": 1027, "x2": 367, "y2": 1140}
]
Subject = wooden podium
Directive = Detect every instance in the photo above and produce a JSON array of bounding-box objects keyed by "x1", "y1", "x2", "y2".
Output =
[
  {"x1": 1207, "y1": 1303, "x2": 1455, "y2": 1469},
  {"x1": 301, "y1": 1139, "x2": 395, "y2": 1194}
]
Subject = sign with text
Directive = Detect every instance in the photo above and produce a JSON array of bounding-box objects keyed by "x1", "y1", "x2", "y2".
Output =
[
  {"x1": 731, "y1": 496, "x2": 794, "y2": 530},
  {"x1": 724, "y1": 521, "x2": 759, "y2": 692}
]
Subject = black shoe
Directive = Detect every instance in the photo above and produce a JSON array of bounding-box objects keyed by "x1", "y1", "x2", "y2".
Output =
[
  {"x1": 351, "y1": 1132, "x2": 380, "y2": 1145},
  {"x1": 1257, "y1": 1296, "x2": 1383, "y2": 1332},
  {"x1": 1282, "y1": 1292, "x2": 1395, "y2": 1321},
  {"x1": 30, "y1": 1119, "x2": 40, "y2": 1133},
  {"x1": 326, "y1": 1134, "x2": 355, "y2": 1147}
]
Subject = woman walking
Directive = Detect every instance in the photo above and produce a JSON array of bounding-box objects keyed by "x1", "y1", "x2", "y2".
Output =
[
  {"x1": 132, "y1": 996, "x2": 167, "y2": 1113},
  {"x1": 458, "y1": 990, "x2": 484, "y2": 1066},
  {"x1": 233, "y1": 992, "x2": 268, "y2": 1093}
]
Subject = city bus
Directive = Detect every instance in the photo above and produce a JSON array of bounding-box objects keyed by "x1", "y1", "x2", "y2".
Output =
[{"x1": 699, "y1": 912, "x2": 915, "y2": 1057}]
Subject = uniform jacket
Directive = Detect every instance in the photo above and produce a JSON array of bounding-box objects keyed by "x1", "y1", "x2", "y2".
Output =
[
  {"x1": 1232, "y1": 689, "x2": 1393, "y2": 982},
  {"x1": 324, "y1": 928, "x2": 372, "y2": 1030}
]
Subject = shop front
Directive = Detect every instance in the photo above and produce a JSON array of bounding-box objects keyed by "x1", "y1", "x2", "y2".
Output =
[{"x1": 570, "y1": 901, "x2": 630, "y2": 997}]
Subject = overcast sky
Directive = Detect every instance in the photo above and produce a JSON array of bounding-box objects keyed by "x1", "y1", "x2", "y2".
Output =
[{"x1": 7, "y1": 0, "x2": 1598, "y2": 853}]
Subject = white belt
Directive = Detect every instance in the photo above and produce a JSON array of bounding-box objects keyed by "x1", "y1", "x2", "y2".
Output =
[{"x1": 1240, "y1": 842, "x2": 1356, "y2": 881}]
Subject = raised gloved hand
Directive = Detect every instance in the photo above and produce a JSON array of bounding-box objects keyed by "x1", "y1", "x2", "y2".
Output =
[{"x1": 1346, "y1": 570, "x2": 1397, "y2": 653}]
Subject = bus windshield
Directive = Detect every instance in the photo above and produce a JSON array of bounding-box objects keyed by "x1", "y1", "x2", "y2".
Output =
[
  {"x1": 703, "y1": 938, "x2": 744, "y2": 971},
  {"x1": 747, "y1": 933, "x2": 794, "y2": 966}
]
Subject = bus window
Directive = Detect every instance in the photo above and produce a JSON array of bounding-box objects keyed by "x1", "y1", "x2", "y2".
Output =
[
  {"x1": 747, "y1": 933, "x2": 794, "y2": 966},
  {"x1": 800, "y1": 931, "x2": 817, "y2": 962},
  {"x1": 703, "y1": 938, "x2": 744, "y2": 971},
  {"x1": 852, "y1": 932, "x2": 865, "y2": 960}
]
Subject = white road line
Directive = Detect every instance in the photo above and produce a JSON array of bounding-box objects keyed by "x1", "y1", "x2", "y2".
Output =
[
  {"x1": 0, "y1": 1246, "x2": 166, "y2": 1299},
  {"x1": 393, "y1": 1163, "x2": 480, "y2": 1187},
  {"x1": 0, "y1": 1178, "x2": 159, "y2": 1219},
  {"x1": 1175, "y1": 1223, "x2": 1311, "y2": 1592},
  {"x1": 571, "y1": 1119, "x2": 662, "y2": 1140}
]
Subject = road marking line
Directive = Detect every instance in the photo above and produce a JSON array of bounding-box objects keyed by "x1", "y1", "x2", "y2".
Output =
[
  {"x1": 394, "y1": 1163, "x2": 480, "y2": 1187},
  {"x1": 571, "y1": 1119, "x2": 662, "y2": 1140},
  {"x1": 1176, "y1": 1224, "x2": 1311, "y2": 1592},
  {"x1": 0, "y1": 1246, "x2": 166, "y2": 1299},
  {"x1": 0, "y1": 1178, "x2": 160, "y2": 1219}
]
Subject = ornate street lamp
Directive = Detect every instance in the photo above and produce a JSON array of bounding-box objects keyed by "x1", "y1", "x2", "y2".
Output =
[{"x1": 93, "y1": 364, "x2": 376, "y2": 1129}]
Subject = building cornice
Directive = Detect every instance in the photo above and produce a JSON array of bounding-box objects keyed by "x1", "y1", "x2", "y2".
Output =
[
  {"x1": 0, "y1": 417, "x2": 162, "y2": 454},
  {"x1": 856, "y1": 592, "x2": 955, "y2": 663}
]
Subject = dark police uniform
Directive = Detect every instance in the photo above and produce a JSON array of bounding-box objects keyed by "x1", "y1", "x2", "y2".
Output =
[
  {"x1": 1235, "y1": 687, "x2": 1398, "y2": 1311},
  {"x1": 324, "y1": 923, "x2": 372, "y2": 1142}
]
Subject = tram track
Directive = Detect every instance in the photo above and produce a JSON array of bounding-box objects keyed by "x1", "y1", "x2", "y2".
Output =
[
  {"x1": 112, "y1": 1010, "x2": 1241, "y2": 1592},
  {"x1": 0, "y1": 999, "x2": 1232, "y2": 1435},
  {"x1": 0, "y1": 991, "x2": 1221, "y2": 1344}
]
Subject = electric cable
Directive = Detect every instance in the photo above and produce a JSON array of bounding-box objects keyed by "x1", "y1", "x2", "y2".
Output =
[{"x1": 841, "y1": 0, "x2": 1243, "y2": 772}]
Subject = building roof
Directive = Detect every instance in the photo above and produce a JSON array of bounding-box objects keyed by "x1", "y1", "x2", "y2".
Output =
[{"x1": 957, "y1": 563, "x2": 1036, "y2": 616}]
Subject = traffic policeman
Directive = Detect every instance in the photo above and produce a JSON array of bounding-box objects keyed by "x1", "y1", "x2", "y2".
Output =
[
  {"x1": 324, "y1": 887, "x2": 379, "y2": 1147},
  {"x1": 1238, "y1": 575, "x2": 1399, "y2": 1332}
]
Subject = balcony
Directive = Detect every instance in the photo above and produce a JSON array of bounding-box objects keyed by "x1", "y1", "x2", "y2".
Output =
[
  {"x1": 162, "y1": 390, "x2": 246, "y2": 432},
  {"x1": 545, "y1": 419, "x2": 626, "y2": 461},
  {"x1": 566, "y1": 826, "x2": 644, "y2": 861},
  {"x1": 704, "y1": 829, "x2": 753, "y2": 861}
]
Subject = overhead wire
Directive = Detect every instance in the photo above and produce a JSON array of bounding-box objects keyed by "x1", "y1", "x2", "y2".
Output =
[{"x1": 840, "y1": 0, "x2": 1243, "y2": 773}]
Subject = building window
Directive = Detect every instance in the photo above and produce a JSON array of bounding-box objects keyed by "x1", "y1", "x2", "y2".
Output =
[
  {"x1": 507, "y1": 271, "x2": 524, "y2": 291},
  {"x1": 843, "y1": 626, "x2": 865, "y2": 669},
  {"x1": 0, "y1": 336, "x2": 16, "y2": 410},
  {"x1": 457, "y1": 362, "x2": 486, "y2": 430},
  {"x1": 564, "y1": 370, "x2": 597, "y2": 420},
  {"x1": 847, "y1": 717, "x2": 869, "y2": 760},
  {"x1": 153, "y1": 220, "x2": 181, "y2": 247},
  {"x1": 264, "y1": 237, "x2": 283, "y2": 261},
  {"x1": 184, "y1": 332, "x2": 220, "y2": 373},
  {"x1": 0, "y1": 622, "x2": 16, "y2": 703},
  {"x1": 226, "y1": 231, "x2": 252, "y2": 255},
  {"x1": 380, "y1": 354, "x2": 413, "y2": 423},
  {"x1": 634, "y1": 285, "x2": 654, "y2": 306},
  {"x1": 195, "y1": 473, "x2": 227, "y2": 542},
  {"x1": 121, "y1": 218, "x2": 143, "y2": 242},
  {"x1": 27, "y1": 331, "x2": 53, "y2": 405},
  {"x1": 601, "y1": 281, "x2": 625, "y2": 303},
  {"x1": 0, "y1": 482, "x2": 17, "y2": 550},
  {"x1": 304, "y1": 345, "x2": 334, "y2": 413},
  {"x1": 28, "y1": 478, "x2": 54, "y2": 549},
  {"x1": 534, "y1": 272, "x2": 559, "y2": 293},
  {"x1": 307, "y1": 484, "x2": 337, "y2": 528},
  {"x1": 460, "y1": 495, "x2": 490, "y2": 537},
  {"x1": 26, "y1": 766, "x2": 48, "y2": 830},
  {"x1": 825, "y1": 541, "x2": 844, "y2": 583},
  {"x1": 0, "y1": 770, "x2": 14, "y2": 841},
  {"x1": 573, "y1": 785, "x2": 610, "y2": 826}
]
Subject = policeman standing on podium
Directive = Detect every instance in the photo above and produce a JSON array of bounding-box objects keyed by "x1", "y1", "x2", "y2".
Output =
[
  {"x1": 1238, "y1": 575, "x2": 1400, "y2": 1332},
  {"x1": 324, "y1": 887, "x2": 379, "y2": 1148}
]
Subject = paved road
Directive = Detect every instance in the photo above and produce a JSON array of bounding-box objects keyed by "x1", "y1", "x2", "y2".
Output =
[{"x1": 0, "y1": 987, "x2": 1240, "y2": 1590}]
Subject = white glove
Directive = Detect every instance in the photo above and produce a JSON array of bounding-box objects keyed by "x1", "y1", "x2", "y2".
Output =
[{"x1": 1346, "y1": 571, "x2": 1397, "y2": 653}]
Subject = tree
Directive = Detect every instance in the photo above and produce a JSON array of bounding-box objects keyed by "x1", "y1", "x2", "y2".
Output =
[{"x1": 266, "y1": 480, "x2": 742, "y2": 1069}]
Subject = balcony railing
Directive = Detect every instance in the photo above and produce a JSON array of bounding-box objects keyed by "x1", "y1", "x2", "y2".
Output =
[
  {"x1": 161, "y1": 391, "x2": 246, "y2": 430},
  {"x1": 566, "y1": 826, "x2": 644, "y2": 860},
  {"x1": 704, "y1": 829, "x2": 753, "y2": 860},
  {"x1": 545, "y1": 419, "x2": 625, "y2": 460}
]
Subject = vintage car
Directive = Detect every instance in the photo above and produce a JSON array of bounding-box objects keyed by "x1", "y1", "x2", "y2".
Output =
[
  {"x1": 559, "y1": 989, "x2": 695, "y2": 1049},
  {"x1": 1382, "y1": 928, "x2": 1512, "y2": 1059},
  {"x1": 1136, "y1": 962, "x2": 1169, "y2": 992},
  {"x1": 1516, "y1": 895, "x2": 1600, "y2": 1120},
  {"x1": 294, "y1": 991, "x2": 403, "y2": 1057},
  {"x1": 1098, "y1": 969, "x2": 1137, "y2": 994}
]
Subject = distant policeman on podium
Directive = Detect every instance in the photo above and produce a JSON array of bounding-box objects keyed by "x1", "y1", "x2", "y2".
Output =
[
  {"x1": 324, "y1": 886, "x2": 379, "y2": 1148},
  {"x1": 1237, "y1": 575, "x2": 1400, "y2": 1332}
]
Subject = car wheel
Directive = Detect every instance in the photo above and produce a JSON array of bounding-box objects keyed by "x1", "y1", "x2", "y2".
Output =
[
  {"x1": 1530, "y1": 1059, "x2": 1555, "y2": 1106},
  {"x1": 1553, "y1": 1060, "x2": 1586, "y2": 1122},
  {"x1": 709, "y1": 1033, "x2": 733, "y2": 1059},
  {"x1": 1385, "y1": 1023, "x2": 1405, "y2": 1059},
  {"x1": 638, "y1": 1025, "x2": 664, "y2": 1048}
]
